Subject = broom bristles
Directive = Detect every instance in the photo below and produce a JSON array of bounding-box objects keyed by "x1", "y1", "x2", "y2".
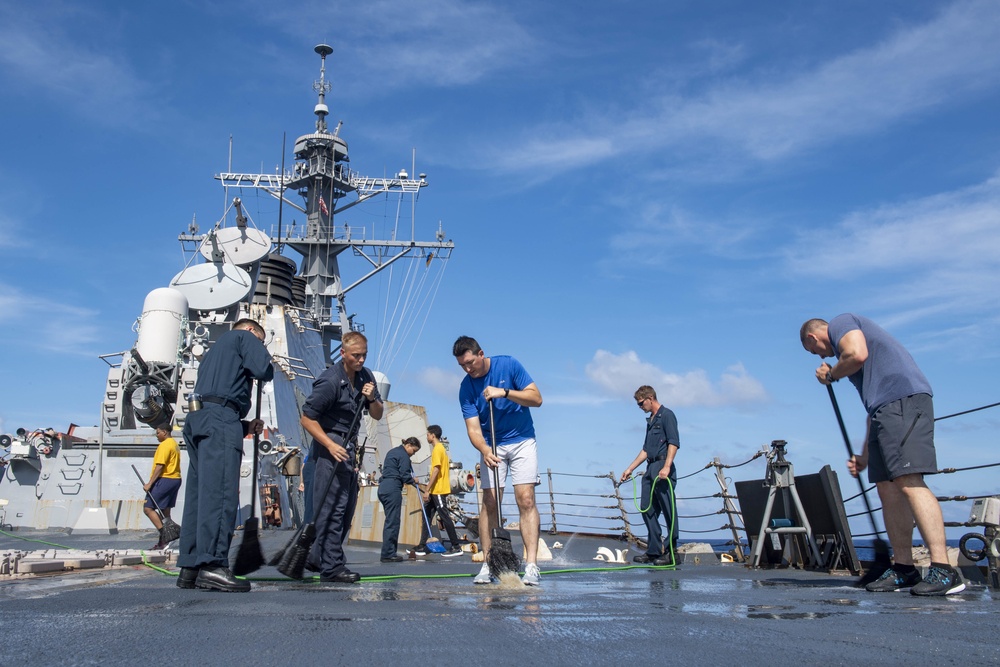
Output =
[
  {"x1": 425, "y1": 537, "x2": 448, "y2": 554},
  {"x1": 268, "y1": 526, "x2": 302, "y2": 566},
  {"x1": 160, "y1": 518, "x2": 182, "y2": 544},
  {"x1": 277, "y1": 523, "x2": 316, "y2": 580},
  {"x1": 231, "y1": 517, "x2": 265, "y2": 576},
  {"x1": 486, "y1": 528, "x2": 520, "y2": 577}
]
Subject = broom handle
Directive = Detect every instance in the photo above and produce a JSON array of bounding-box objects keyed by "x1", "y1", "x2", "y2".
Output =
[
  {"x1": 310, "y1": 394, "x2": 368, "y2": 522},
  {"x1": 249, "y1": 381, "x2": 264, "y2": 518},
  {"x1": 488, "y1": 399, "x2": 504, "y2": 524},
  {"x1": 131, "y1": 464, "x2": 167, "y2": 518},
  {"x1": 413, "y1": 475, "x2": 436, "y2": 535},
  {"x1": 827, "y1": 383, "x2": 884, "y2": 538}
]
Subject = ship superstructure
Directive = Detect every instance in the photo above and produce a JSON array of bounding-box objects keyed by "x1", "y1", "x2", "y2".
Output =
[{"x1": 0, "y1": 45, "x2": 466, "y2": 542}]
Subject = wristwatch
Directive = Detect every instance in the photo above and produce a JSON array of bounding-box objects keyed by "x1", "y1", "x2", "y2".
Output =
[
  {"x1": 826, "y1": 370, "x2": 836, "y2": 383},
  {"x1": 504, "y1": 388, "x2": 510, "y2": 398}
]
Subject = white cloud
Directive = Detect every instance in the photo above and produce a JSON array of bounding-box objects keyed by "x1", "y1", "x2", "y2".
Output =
[
  {"x1": 584, "y1": 350, "x2": 769, "y2": 408},
  {"x1": 252, "y1": 0, "x2": 538, "y2": 91},
  {"x1": 417, "y1": 365, "x2": 463, "y2": 399},
  {"x1": 0, "y1": 285, "x2": 102, "y2": 356},
  {"x1": 790, "y1": 173, "x2": 1000, "y2": 275},
  {"x1": 0, "y1": 4, "x2": 156, "y2": 129},
  {"x1": 486, "y1": 0, "x2": 1000, "y2": 177},
  {"x1": 786, "y1": 171, "x2": 1000, "y2": 330}
]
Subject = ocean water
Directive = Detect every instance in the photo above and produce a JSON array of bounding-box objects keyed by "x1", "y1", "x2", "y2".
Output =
[{"x1": 692, "y1": 537, "x2": 979, "y2": 563}]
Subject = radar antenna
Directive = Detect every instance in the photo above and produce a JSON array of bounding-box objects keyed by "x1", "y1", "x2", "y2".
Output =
[{"x1": 313, "y1": 44, "x2": 334, "y2": 133}]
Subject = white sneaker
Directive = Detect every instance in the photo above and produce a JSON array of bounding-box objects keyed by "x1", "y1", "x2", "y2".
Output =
[
  {"x1": 521, "y1": 563, "x2": 541, "y2": 586},
  {"x1": 473, "y1": 562, "x2": 495, "y2": 585}
]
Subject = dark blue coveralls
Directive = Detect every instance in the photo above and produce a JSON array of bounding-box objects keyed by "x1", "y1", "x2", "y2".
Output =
[
  {"x1": 377, "y1": 444, "x2": 415, "y2": 559},
  {"x1": 641, "y1": 405, "x2": 680, "y2": 558},
  {"x1": 302, "y1": 363, "x2": 381, "y2": 577},
  {"x1": 177, "y1": 329, "x2": 274, "y2": 569}
]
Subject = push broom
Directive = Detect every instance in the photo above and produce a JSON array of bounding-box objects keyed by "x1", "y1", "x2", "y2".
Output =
[
  {"x1": 131, "y1": 464, "x2": 182, "y2": 545},
  {"x1": 485, "y1": 399, "x2": 520, "y2": 577},
  {"x1": 276, "y1": 394, "x2": 366, "y2": 579},
  {"x1": 413, "y1": 475, "x2": 447, "y2": 554},
  {"x1": 827, "y1": 384, "x2": 892, "y2": 586},
  {"x1": 232, "y1": 381, "x2": 266, "y2": 575}
]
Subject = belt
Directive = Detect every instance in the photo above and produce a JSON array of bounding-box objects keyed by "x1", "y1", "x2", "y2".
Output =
[
  {"x1": 647, "y1": 455, "x2": 666, "y2": 464},
  {"x1": 202, "y1": 396, "x2": 240, "y2": 413},
  {"x1": 326, "y1": 429, "x2": 356, "y2": 444}
]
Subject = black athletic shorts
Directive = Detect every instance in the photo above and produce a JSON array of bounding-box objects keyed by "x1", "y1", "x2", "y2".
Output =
[{"x1": 867, "y1": 393, "x2": 937, "y2": 483}]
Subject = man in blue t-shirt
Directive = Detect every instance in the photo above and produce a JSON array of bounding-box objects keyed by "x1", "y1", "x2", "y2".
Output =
[
  {"x1": 454, "y1": 335, "x2": 543, "y2": 586},
  {"x1": 801, "y1": 314, "x2": 964, "y2": 596}
]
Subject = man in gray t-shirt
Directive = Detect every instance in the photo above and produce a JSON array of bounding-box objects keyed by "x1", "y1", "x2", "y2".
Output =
[{"x1": 800, "y1": 315, "x2": 964, "y2": 596}]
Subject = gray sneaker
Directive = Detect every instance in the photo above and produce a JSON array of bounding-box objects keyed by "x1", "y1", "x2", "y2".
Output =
[
  {"x1": 521, "y1": 563, "x2": 541, "y2": 586},
  {"x1": 473, "y1": 563, "x2": 496, "y2": 585},
  {"x1": 865, "y1": 567, "x2": 921, "y2": 592},
  {"x1": 910, "y1": 565, "x2": 966, "y2": 596}
]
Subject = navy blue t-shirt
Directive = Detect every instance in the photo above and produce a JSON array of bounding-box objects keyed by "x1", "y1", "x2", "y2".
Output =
[{"x1": 828, "y1": 313, "x2": 932, "y2": 414}]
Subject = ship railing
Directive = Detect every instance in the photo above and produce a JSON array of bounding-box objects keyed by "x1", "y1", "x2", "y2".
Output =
[
  {"x1": 451, "y1": 399, "x2": 1000, "y2": 567},
  {"x1": 97, "y1": 351, "x2": 126, "y2": 368},
  {"x1": 268, "y1": 222, "x2": 367, "y2": 243}
]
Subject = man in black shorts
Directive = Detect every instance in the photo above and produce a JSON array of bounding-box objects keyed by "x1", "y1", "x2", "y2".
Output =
[{"x1": 801, "y1": 314, "x2": 964, "y2": 596}]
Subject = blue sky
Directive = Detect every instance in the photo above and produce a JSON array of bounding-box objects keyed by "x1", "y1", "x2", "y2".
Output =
[{"x1": 2, "y1": 0, "x2": 999, "y2": 541}]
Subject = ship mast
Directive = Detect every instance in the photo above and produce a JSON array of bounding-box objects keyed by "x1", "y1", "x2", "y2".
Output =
[{"x1": 211, "y1": 44, "x2": 454, "y2": 363}]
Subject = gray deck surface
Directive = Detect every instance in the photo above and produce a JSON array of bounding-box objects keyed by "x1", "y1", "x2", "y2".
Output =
[{"x1": 0, "y1": 529, "x2": 995, "y2": 666}]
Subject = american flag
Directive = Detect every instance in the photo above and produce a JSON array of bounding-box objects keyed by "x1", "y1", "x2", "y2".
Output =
[{"x1": 318, "y1": 196, "x2": 329, "y2": 216}]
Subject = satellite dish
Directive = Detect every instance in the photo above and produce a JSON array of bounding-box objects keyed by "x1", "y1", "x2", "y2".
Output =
[
  {"x1": 199, "y1": 227, "x2": 272, "y2": 266},
  {"x1": 169, "y1": 263, "x2": 252, "y2": 311}
]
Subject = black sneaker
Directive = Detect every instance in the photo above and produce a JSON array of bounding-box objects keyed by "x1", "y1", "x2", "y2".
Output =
[
  {"x1": 442, "y1": 547, "x2": 463, "y2": 558},
  {"x1": 380, "y1": 554, "x2": 404, "y2": 563},
  {"x1": 414, "y1": 545, "x2": 428, "y2": 556},
  {"x1": 910, "y1": 565, "x2": 965, "y2": 596},
  {"x1": 865, "y1": 567, "x2": 921, "y2": 592}
]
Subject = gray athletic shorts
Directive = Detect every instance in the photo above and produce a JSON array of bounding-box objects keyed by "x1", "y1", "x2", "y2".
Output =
[
  {"x1": 479, "y1": 438, "x2": 540, "y2": 490},
  {"x1": 867, "y1": 393, "x2": 937, "y2": 483}
]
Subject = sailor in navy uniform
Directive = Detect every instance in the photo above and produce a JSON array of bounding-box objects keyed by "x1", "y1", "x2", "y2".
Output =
[
  {"x1": 176, "y1": 318, "x2": 274, "y2": 592},
  {"x1": 620, "y1": 385, "x2": 680, "y2": 565},
  {"x1": 300, "y1": 331, "x2": 383, "y2": 583}
]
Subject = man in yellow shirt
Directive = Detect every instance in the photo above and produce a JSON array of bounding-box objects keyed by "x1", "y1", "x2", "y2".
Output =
[
  {"x1": 144, "y1": 425, "x2": 183, "y2": 549},
  {"x1": 415, "y1": 425, "x2": 463, "y2": 556}
]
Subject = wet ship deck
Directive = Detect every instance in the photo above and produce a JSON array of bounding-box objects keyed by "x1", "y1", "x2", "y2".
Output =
[{"x1": 1, "y1": 529, "x2": 996, "y2": 666}]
